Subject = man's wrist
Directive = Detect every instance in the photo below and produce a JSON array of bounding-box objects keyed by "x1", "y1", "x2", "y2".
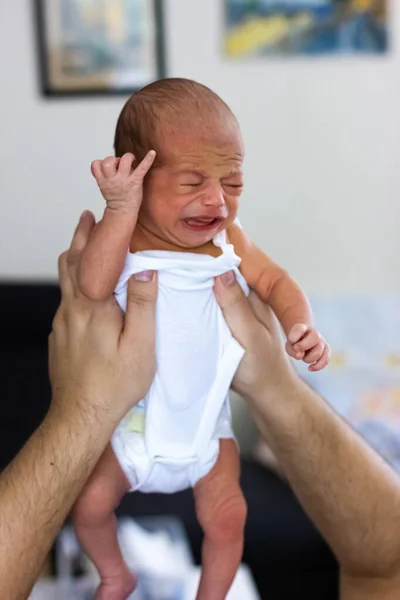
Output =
[
  {"x1": 48, "y1": 390, "x2": 124, "y2": 434},
  {"x1": 246, "y1": 369, "x2": 304, "y2": 423}
]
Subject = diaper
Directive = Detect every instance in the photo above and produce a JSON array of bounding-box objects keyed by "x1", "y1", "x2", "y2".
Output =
[
  {"x1": 112, "y1": 421, "x2": 221, "y2": 494},
  {"x1": 111, "y1": 334, "x2": 244, "y2": 494}
]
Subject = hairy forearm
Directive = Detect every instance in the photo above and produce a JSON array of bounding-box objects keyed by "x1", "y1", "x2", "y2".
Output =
[
  {"x1": 341, "y1": 571, "x2": 400, "y2": 600},
  {"x1": 0, "y1": 397, "x2": 120, "y2": 600},
  {"x1": 250, "y1": 377, "x2": 400, "y2": 578},
  {"x1": 79, "y1": 207, "x2": 136, "y2": 300}
]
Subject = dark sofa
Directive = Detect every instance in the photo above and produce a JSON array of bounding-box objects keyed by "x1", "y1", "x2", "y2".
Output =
[{"x1": 0, "y1": 282, "x2": 339, "y2": 599}]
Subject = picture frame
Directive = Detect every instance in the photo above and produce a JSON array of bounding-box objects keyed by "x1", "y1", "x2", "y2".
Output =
[
  {"x1": 34, "y1": 0, "x2": 166, "y2": 97},
  {"x1": 223, "y1": 0, "x2": 389, "y2": 59}
]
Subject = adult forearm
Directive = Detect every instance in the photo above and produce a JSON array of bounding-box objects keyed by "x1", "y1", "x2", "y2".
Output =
[
  {"x1": 0, "y1": 397, "x2": 120, "y2": 600},
  {"x1": 341, "y1": 571, "x2": 400, "y2": 600},
  {"x1": 250, "y1": 376, "x2": 400, "y2": 577}
]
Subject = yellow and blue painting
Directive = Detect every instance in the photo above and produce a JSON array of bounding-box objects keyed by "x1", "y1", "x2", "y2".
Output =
[{"x1": 224, "y1": 0, "x2": 389, "y2": 57}]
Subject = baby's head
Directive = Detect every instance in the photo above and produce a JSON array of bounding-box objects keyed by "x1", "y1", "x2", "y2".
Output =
[{"x1": 114, "y1": 78, "x2": 244, "y2": 248}]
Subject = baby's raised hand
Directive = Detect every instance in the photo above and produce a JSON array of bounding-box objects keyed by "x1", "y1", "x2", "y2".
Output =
[
  {"x1": 286, "y1": 324, "x2": 330, "y2": 372},
  {"x1": 91, "y1": 151, "x2": 156, "y2": 212}
]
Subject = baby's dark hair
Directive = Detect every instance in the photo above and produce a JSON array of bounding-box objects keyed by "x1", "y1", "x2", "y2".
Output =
[{"x1": 113, "y1": 78, "x2": 236, "y2": 162}]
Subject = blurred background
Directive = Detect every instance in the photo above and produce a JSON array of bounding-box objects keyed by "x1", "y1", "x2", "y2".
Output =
[
  {"x1": 1, "y1": 0, "x2": 398, "y2": 292},
  {"x1": 1, "y1": 1, "x2": 399, "y2": 599}
]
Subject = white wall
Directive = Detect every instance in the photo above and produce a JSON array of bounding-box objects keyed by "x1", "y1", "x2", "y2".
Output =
[{"x1": 1, "y1": 0, "x2": 399, "y2": 293}]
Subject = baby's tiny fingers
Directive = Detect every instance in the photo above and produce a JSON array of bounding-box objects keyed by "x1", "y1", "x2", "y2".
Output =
[
  {"x1": 118, "y1": 153, "x2": 135, "y2": 176},
  {"x1": 90, "y1": 160, "x2": 103, "y2": 180},
  {"x1": 308, "y1": 345, "x2": 330, "y2": 372},
  {"x1": 294, "y1": 329, "x2": 321, "y2": 353},
  {"x1": 101, "y1": 156, "x2": 118, "y2": 177},
  {"x1": 303, "y1": 342, "x2": 324, "y2": 364},
  {"x1": 286, "y1": 341, "x2": 305, "y2": 360},
  {"x1": 131, "y1": 150, "x2": 156, "y2": 184},
  {"x1": 288, "y1": 323, "x2": 309, "y2": 345}
]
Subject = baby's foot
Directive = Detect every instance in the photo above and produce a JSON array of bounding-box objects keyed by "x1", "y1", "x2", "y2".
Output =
[{"x1": 95, "y1": 569, "x2": 137, "y2": 600}]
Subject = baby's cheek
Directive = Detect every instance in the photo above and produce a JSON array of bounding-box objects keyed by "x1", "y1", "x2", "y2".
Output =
[
  {"x1": 153, "y1": 197, "x2": 183, "y2": 226},
  {"x1": 227, "y1": 194, "x2": 239, "y2": 211},
  {"x1": 139, "y1": 194, "x2": 163, "y2": 226},
  {"x1": 226, "y1": 197, "x2": 239, "y2": 221}
]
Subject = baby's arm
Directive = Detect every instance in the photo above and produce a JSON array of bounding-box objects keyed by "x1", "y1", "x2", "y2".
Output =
[
  {"x1": 228, "y1": 223, "x2": 329, "y2": 371},
  {"x1": 78, "y1": 151, "x2": 155, "y2": 300}
]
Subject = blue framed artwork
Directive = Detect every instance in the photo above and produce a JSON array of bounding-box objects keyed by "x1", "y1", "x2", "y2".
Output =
[{"x1": 224, "y1": 0, "x2": 389, "y2": 58}]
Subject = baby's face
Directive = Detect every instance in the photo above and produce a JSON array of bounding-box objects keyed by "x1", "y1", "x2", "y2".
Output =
[{"x1": 138, "y1": 123, "x2": 244, "y2": 248}]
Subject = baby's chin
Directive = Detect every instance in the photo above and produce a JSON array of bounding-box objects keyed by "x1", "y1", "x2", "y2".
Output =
[{"x1": 173, "y1": 232, "x2": 216, "y2": 249}]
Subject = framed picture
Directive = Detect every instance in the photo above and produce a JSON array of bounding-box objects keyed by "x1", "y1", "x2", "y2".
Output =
[
  {"x1": 224, "y1": 0, "x2": 389, "y2": 58},
  {"x1": 34, "y1": 0, "x2": 165, "y2": 96}
]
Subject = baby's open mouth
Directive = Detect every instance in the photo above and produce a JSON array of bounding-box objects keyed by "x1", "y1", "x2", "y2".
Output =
[{"x1": 183, "y1": 217, "x2": 223, "y2": 230}]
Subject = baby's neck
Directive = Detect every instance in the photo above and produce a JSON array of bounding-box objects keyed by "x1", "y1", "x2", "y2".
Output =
[{"x1": 130, "y1": 223, "x2": 222, "y2": 257}]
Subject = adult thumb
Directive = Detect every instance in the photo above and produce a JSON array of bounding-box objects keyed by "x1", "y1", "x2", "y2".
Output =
[
  {"x1": 123, "y1": 271, "x2": 158, "y2": 345},
  {"x1": 214, "y1": 271, "x2": 257, "y2": 349}
]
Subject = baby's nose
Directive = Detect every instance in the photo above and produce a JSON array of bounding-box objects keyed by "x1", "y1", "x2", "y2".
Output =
[{"x1": 202, "y1": 188, "x2": 225, "y2": 207}]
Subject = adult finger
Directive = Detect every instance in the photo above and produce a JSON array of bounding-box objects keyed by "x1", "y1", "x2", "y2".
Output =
[
  {"x1": 58, "y1": 250, "x2": 74, "y2": 300},
  {"x1": 131, "y1": 150, "x2": 156, "y2": 184},
  {"x1": 69, "y1": 211, "x2": 96, "y2": 256},
  {"x1": 214, "y1": 272, "x2": 258, "y2": 348},
  {"x1": 67, "y1": 211, "x2": 96, "y2": 290},
  {"x1": 58, "y1": 209, "x2": 93, "y2": 299},
  {"x1": 247, "y1": 291, "x2": 281, "y2": 338},
  {"x1": 122, "y1": 271, "x2": 158, "y2": 348}
]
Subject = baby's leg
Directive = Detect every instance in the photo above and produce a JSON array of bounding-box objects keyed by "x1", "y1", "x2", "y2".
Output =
[
  {"x1": 194, "y1": 439, "x2": 247, "y2": 600},
  {"x1": 72, "y1": 443, "x2": 134, "y2": 600}
]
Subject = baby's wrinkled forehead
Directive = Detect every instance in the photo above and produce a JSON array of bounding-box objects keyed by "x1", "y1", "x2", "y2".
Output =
[
  {"x1": 156, "y1": 103, "x2": 243, "y2": 165},
  {"x1": 156, "y1": 99, "x2": 241, "y2": 146},
  {"x1": 114, "y1": 78, "x2": 243, "y2": 162},
  {"x1": 158, "y1": 124, "x2": 244, "y2": 172}
]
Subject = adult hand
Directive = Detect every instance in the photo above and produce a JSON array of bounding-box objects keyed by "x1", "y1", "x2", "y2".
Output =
[
  {"x1": 216, "y1": 271, "x2": 400, "y2": 597},
  {"x1": 214, "y1": 271, "x2": 296, "y2": 402},
  {"x1": 49, "y1": 211, "x2": 157, "y2": 424}
]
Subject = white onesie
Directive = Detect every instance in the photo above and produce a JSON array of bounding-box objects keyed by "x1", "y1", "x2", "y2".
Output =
[{"x1": 112, "y1": 225, "x2": 249, "y2": 494}]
